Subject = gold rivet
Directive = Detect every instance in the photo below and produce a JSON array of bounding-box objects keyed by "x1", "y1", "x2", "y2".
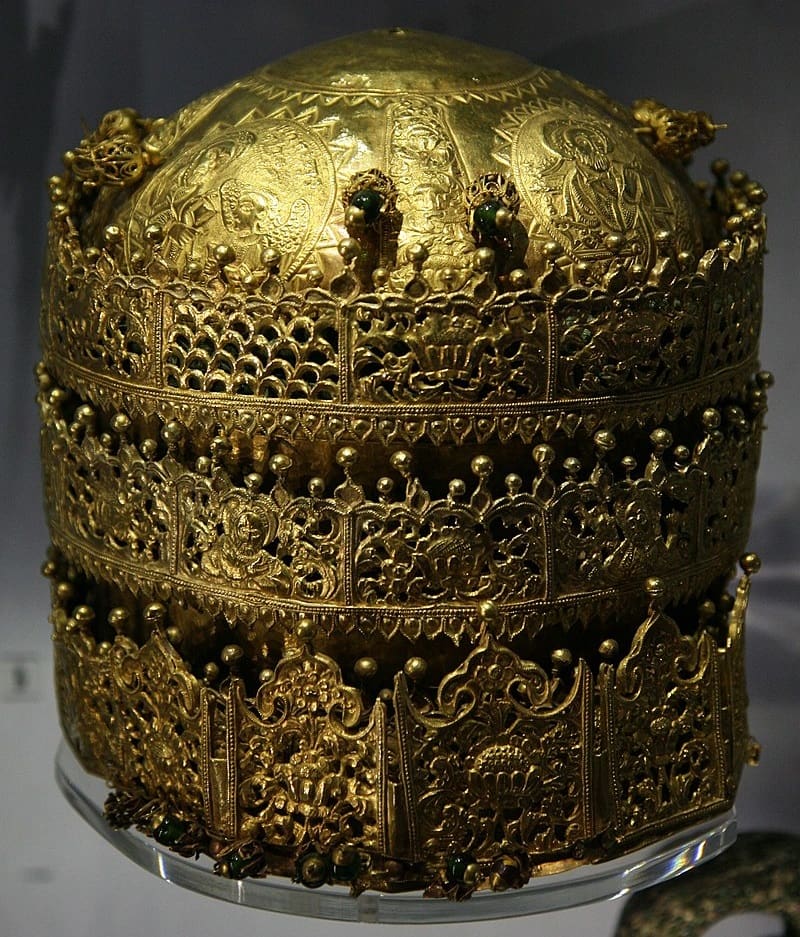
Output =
[
  {"x1": 220, "y1": 645, "x2": 243, "y2": 666},
  {"x1": 740, "y1": 553, "x2": 761, "y2": 575},
  {"x1": 407, "y1": 242, "x2": 429, "y2": 265},
  {"x1": 462, "y1": 862, "x2": 482, "y2": 886},
  {"x1": 296, "y1": 618, "x2": 315, "y2": 641},
  {"x1": 403, "y1": 657, "x2": 427, "y2": 680},
  {"x1": 354, "y1": 657, "x2": 378, "y2": 679},
  {"x1": 508, "y1": 268, "x2": 529, "y2": 289},
  {"x1": 337, "y1": 238, "x2": 360, "y2": 262}
]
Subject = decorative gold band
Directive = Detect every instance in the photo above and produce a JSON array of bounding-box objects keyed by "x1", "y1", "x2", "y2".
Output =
[
  {"x1": 50, "y1": 556, "x2": 757, "y2": 895},
  {"x1": 40, "y1": 368, "x2": 764, "y2": 642}
]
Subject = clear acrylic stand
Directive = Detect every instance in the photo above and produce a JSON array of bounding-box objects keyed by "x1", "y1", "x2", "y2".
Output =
[{"x1": 55, "y1": 740, "x2": 736, "y2": 924}]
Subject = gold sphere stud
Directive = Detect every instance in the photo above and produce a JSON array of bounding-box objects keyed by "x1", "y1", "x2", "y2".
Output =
[
  {"x1": 74, "y1": 403, "x2": 95, "y2": 425},
  {"x1": 440, "y1": 266, "x2": 458, "y2": 290},
  {"x1": 55, "y1": 581, "x2": 74, "y2": 603},
  {"x1": 673, "y1": 445, "x2": 691, "y2": 465},
  {"x1": 258, "y1": 668, "x2": 275, "y2": 685},
  {"x1": 532, "y1": 443, "x2": 555, "y2": 469},
  {"x1": 462, "y1": 862, "x2": 483, "y2": 886},
  {"x1": 551, "y1": 648, "x2": 573, "y2": 671},
  {"x1": 73, "y1": 605, "x2": 95, "y2": 625},
  {"x1": 404, "y1": 657, "x2": 428, "y2": 681},
  {"x1": 268, "y1": 453, "x2": 292, "y2": 476},
  {"x1": 161, "y1": 420, "x2": 183, "y2": 447},
  {"x1": 336, "y1": 446, "x2": 358, "y2": 468},
  {"x1": 740, "y1": 553, "x2": 761, "y2": 576},
  {"x1": 165, "y1": 625, "x2": 182, "y2": 645},
  {"x1": 299, "y1": 853, "x2": 329, "y2": 887},
  {"x1": 407, "y1": 242, "x2": 429, "y2": 266},
  {"x1": 471, "y1": 454, "x2": 493, "y2": 478},
  {"x1": 345, "y1": 205, "x2": 366, "y2": 227},
  {"x1": 376, "y1": 476, "x2": 394, "y2": 497},
  {"x1": 599, "y1": 638, "x2": 619, "y2": 662},
  {"x1": 203, "y1": 662, "x2": 220, "y2": 683},
  {"x1": 543, "y1": 240, "x2": 562, "y2": 259},
  {"x1": 338, "y1": 237, "x2": 360, "y2": 262},
  {"x1": 103, "y1": 224, "x2": 122, "y2": 245},
  {"x1": 655, "y1": 229, "x2": 673, "y2": 251},
  {"x1": 220, "y1": 645, "x2": 244, "y2": 667},
  {"x1": 108, "y1": 607, "x2": 130, "y2": 632},
  {"x1": 110, "y1": 412, "x2": 131, "y2": 435},
  {"x1": 372, "y1": 266, "x2": 390, "y2": 289},
  {"x1": 308, "y1": 477, "x2": 325, "y2": 497},
  {"x1": 144, "y1": 223, "x2": 164, "y2": 242},
  {"x1": 645, "y1": 576, "x2": 666, "y2": 600},
  {"x1": 378, "y1": 688, "x2": 393, "y2": 704},
  {"x1": 354, "y1": 657, "x2": 378, "y2": 679},
  {"x1": 649, "y1": 427, "x2": 672, "y2": 451},
  {"x1": 260, "y1": 246, "x2": 281, "y2": 269},
  {"x1": 494, "y1": 205, "x2": 513, "y2": 230},
  {"x1": 594, "y1": 429, "x2": 616, "y2": 453},
  {"x1": 389, "y1": 450, "x2": 412, "y2": 475},
  {"x1": 698, "y1": 599, "x2": 716, "y2": 623},
  {"x1": 306, "y1": 265, "x2": 324, "y2": 287},
  {"x1": 244, "y1": 472, "x2": 263, "y2": 493},
  {"x1": 143, "y1": 602, "x2": 166, "y2": 626},
  {"x1": 479, "y1": 599, "x2": 499, "y2": 622},
  {"x1": 702, "y1": 408, "x2": 722, "y2": 431},
  {"x1": 296, "y1": 618, "x2": 316, "y2": 641},
  {"x1": 508, "y1": 268, "x2": 529, "y2": 289},
  {"x1": 449, "y1": 478, "x2": 466, "y2": 498},
  {"x1": 473, "y1": 246, "x2": 496, "y2": 272},
  {"x1": 214, "y1": 243, "x2": 236, "y2": 266}
]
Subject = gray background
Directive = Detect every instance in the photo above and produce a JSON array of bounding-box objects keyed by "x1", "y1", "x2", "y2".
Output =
[{"x1": 1, "y1": 2, "x2": 798, "y2": 935}]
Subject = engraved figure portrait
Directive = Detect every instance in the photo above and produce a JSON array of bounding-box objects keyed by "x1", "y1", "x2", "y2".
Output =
[{"x1": 510, "y1": 103, "x2": 701, "y2": 271}]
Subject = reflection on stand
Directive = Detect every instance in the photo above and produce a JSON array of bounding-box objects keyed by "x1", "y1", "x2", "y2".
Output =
[{"x1": 616, "y1": 832, "x2": 800, "y2": 935}]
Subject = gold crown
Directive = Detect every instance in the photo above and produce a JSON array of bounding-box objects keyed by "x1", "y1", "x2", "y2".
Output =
[{"x1": 39, "y1": 29, "x2": 769, "y2": 897}]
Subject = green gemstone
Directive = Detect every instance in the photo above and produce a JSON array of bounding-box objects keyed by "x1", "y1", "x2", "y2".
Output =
[
  {"x1": 446, "y1": 853, "x2": 474, "y2": 884},
  {"x1": 154, "y1": 816, "x2": 186, "y2": 847},
  {"x1": 473, "y1": 200, "x2": 503, "y2": 236},
  {"x1": 227, "y1": 851, "x2": 247, "y2": 879},
  {"x1": 351, "y1": 188, "x2": 384, "y2": 224}
]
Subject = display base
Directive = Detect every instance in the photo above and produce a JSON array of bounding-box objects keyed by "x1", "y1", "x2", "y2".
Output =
[{"x1": 55, "y1": 741, "x2": 737, "y2": 924}]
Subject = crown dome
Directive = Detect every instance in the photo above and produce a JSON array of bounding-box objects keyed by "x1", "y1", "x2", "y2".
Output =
[
  {"x1": 81, "y1": 29, "x2": 708, "y2": 289},
  {"x1": 41, "y1": 29, "x2": 768, "y2": 899}
]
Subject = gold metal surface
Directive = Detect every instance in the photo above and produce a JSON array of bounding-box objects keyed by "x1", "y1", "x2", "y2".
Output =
[{"x1": 39, "y1": 29, "x2": 768, "y2": 897}]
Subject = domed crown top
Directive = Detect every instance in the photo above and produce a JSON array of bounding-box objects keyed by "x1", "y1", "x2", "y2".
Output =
[
  {"x1": 261, "y1": 28, "x2": 533, "y2": 91},
  {"x1": 77, "y1": 29, "x2": 714, "y2": 290}
]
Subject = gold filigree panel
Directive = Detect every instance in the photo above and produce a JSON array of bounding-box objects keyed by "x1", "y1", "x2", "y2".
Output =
[
  {"x1": 395, "y1": 639, "x2": 592, "y2": 862},
  {"x1": 40, "y1": 377, "x2": 762, "y2": 637}
]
